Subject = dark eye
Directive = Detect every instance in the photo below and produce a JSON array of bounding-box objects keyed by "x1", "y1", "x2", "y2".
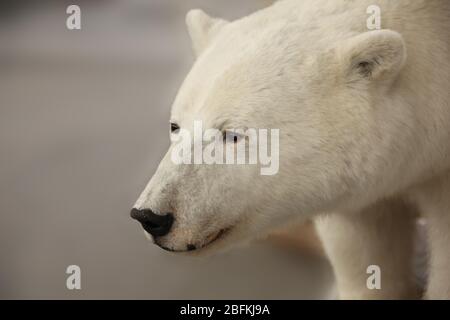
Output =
[
  {"x1": 224, "y1": 131, "x2": 243, "y2": 144},
  {"x1": 170, "y1": 122, "x2": 180, "y2": 133}
]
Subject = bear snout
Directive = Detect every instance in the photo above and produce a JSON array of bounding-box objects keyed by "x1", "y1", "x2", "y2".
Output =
[{"x1": 130, "y1": 208, "x2": 174, "y2": 238}]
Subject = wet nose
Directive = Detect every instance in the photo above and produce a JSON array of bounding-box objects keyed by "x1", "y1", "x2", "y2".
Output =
[{"x1": 130, "y1": 208, "x2": 174, "y2": 237}]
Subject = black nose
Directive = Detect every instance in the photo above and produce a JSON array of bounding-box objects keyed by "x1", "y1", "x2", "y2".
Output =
[{"x1": 130, "y1": 208, "x2": 174, "y2": 237}]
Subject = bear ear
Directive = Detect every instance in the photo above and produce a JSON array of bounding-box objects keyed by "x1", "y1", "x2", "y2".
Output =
[
  {"x1": 186, "y1": 9, "x2": 228, "y2": 56},
  {"x1": 337, "y1": 30, "x2": 407, "y2": 82}
]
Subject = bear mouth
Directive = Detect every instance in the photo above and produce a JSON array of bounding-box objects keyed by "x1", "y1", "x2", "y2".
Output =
[
  {"x1": 182, "y1": 227, "x2": 232, "y2": 253},
  {"x1": 201, "y1": 228, "x2": 229, "y2": 249},
  {"x1": 158, "y1": 227, "x2": 232, "y2": 253}
]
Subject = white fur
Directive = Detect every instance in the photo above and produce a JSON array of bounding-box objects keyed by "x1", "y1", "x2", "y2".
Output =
[{"x1": 134, "y1": 0, "x2": 450, "y2": 299}]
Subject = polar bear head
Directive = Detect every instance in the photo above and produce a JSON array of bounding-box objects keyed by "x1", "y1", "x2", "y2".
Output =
[{"x1": 131, "y1": 8, "x2": 407, "y2": 253}]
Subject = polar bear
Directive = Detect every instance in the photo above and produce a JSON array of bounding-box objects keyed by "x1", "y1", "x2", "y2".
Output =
[{"x1": 131, "y1": 0, "x2": 450, "y2": 299}]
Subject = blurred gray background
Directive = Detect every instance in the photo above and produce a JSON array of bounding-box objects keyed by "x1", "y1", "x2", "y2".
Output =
[{"x1": 0, "y1": 0, "x2": 334, "y2": 299}]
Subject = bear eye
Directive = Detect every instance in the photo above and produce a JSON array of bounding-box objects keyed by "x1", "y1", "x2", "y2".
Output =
[
  {"x1": 223, "y1": 131, "x2": 244, "y2": 144},
  {"x1": 170, "y1": 122, "x2": 180, "y2": 133}
]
